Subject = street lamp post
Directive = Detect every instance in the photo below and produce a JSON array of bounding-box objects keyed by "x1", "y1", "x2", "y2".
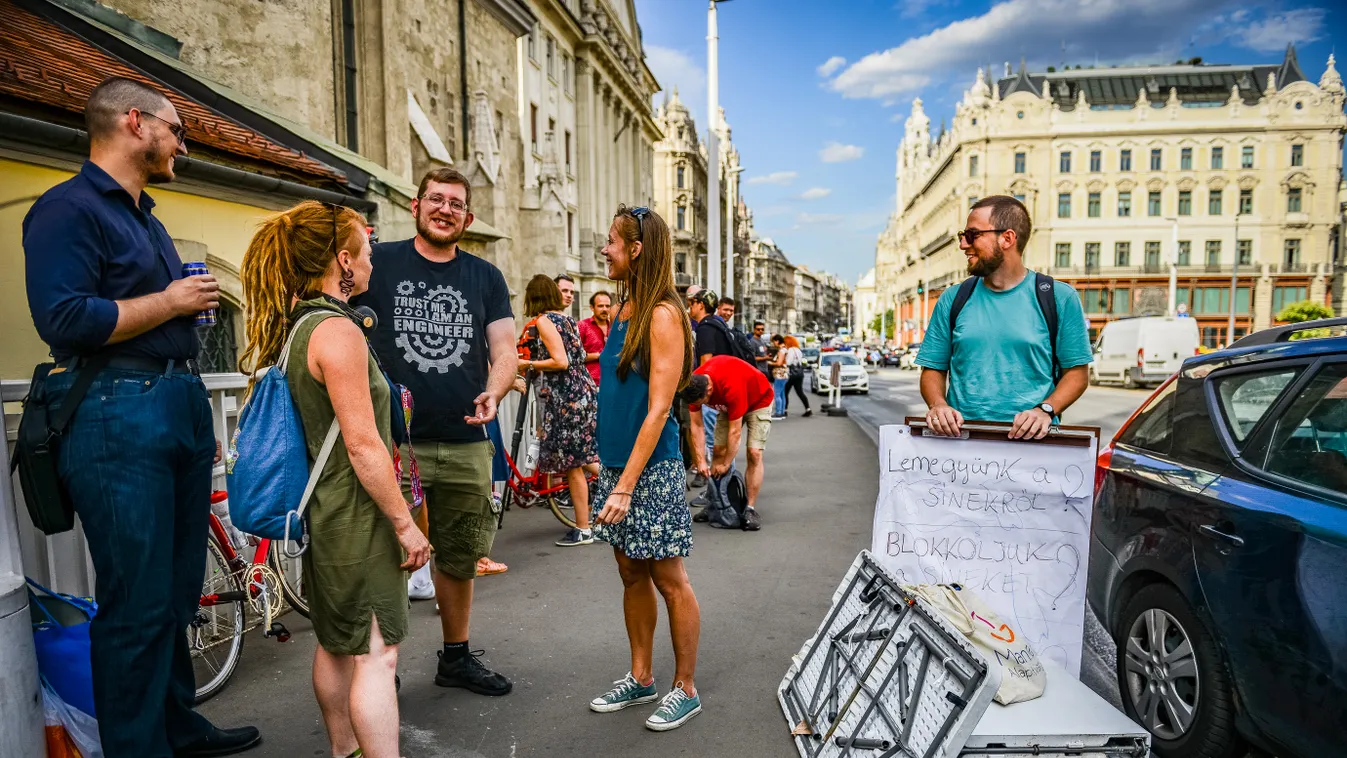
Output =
[
  {"x1": 1164, "y1": 216, "x2": 1179, "y2": 316},
  {"x1": 1228, "y1": 211, "x2": 1243, "y2": 343},
  {"x1": 705, "y1": 0, "x2": 728, "y2": 293},
  {"x1": 726, "y1": 164, "x2": 743, "y2": 299}
]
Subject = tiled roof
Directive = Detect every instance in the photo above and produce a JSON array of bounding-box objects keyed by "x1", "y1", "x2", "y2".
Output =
[{"x1": 0, "y1": 0, "x2": 345, "y2": 184}]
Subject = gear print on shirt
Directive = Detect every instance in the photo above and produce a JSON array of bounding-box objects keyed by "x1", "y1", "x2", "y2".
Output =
[{"x1": 392, "y1": 280, "x2": 473, "y2": 372}]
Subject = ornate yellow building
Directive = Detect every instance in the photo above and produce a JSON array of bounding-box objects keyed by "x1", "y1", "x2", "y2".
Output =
[{"x1": 877, "y1": 46, "x2": 1345, "y2": 348}]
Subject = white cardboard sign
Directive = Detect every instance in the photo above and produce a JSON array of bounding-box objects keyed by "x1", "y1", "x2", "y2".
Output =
[{"x1": 870, "y1": 424, "x2": 1098, "y2": 676}]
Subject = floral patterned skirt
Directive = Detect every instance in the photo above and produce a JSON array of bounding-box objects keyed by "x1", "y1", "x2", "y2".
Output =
[{"x1": 591, "y1": 457, "x2": 692, "y2": 560}]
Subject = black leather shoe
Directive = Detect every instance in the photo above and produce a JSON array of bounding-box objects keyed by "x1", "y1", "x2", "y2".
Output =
[
  {"x1": 436, "y1": 649, "x2": 513, "y2": 696},
  {"x1": 692, "y1": 508, "x2": 710, "y2": 523},
  {"x1": 175, "y1": 726, "x2": 262, "y2": 757}
]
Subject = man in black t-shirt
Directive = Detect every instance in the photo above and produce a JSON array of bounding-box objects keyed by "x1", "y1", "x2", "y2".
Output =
[{"x1": 355, "y1": 168, "x2": 518, "y2": 697}]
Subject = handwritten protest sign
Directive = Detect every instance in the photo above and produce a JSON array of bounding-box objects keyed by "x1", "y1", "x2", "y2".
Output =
[{"x1": 870, "y1": 424, "x2": 1098, "y2": 676}]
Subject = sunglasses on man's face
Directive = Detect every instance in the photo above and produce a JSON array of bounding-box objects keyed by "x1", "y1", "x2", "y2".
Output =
[
  {"x1": 955, "y1": 228, "x2": 1009, "y2": 246},
  {"x1": 132, "y1": 110, "x2": 188, "y2": 145}
]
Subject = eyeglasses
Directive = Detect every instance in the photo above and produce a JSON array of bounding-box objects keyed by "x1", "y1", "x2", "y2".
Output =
[
  {"x1": 419, "y1": 194, "x2": 470, "y2": 215},
  {"x1": 955, "y1": 228, "x2": 1009, "y2": 245},
  {"x1": 131, "y1": 110, "x2": 187, "y2": 145},
  {"x1": 628, "y1": 206, "x2": 651, "y2": 239}
]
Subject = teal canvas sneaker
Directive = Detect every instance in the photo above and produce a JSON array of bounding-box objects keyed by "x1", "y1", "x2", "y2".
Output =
[
  {"x1": 644, "y1": 683, "x2": 702, "y2": 731},
  {"x1": 589, "y1": 673, "x2": 659, "y2": 713}
]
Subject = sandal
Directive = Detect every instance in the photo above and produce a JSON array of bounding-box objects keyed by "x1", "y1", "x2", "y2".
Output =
[{"x1": 476, "y1": 557, "x2": 509, "y2": 576}]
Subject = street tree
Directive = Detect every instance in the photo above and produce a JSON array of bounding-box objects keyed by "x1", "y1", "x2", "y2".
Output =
[
  {"x1": 1275, "y1": 300, "x2": 1333, "y2": 340},
  {"x1": 868, "y1": 309, "x2": 895, "y2": 341}
]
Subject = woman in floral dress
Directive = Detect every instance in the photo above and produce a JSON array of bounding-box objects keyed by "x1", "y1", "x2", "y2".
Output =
[{"x1": 518, "y1": 274, "x2": 599, "y2": 546}]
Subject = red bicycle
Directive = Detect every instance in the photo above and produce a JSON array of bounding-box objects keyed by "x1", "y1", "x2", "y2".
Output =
[
  {"x1": 498, "y1": 372, "x2": 594, "y2": 529},
  {"x1": 190, "y1": 490, "x2": 308, "y2": 702}
]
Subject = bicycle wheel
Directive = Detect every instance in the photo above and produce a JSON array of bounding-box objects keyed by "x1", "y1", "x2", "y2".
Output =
[
  {"x1": 268, "y1": 540, "x2": 309, "y2": 619},
  {"x1": 191, "y1": 533, "x2": 245, "y2": 703},
  {"x1": 547, "y1": 493, "x2": 578, "y2": 529}
]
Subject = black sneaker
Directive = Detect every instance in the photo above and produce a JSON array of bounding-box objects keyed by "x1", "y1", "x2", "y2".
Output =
[
  {"x1": 435, "y1": 650, "x2": 513, "y2": 696},
  {"x1": 692, "y1": 508, "x2": 710, "y2": 523},
  {"x1": 803, "y1": 409, "x2": 813, "y2": 418},
  {"x1": 690, "y1": 472, "x2": 708, "y2": 488},
  {"x1": 742, "y1": 507, "x2": 761, "y2": 531}
]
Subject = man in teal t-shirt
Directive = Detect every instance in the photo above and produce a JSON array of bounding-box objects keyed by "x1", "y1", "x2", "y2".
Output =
[{"x1": 916, "y1": 196, "x2": 1092, "y2": 439}]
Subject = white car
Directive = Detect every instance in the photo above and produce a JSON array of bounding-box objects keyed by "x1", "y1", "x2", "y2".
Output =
[{"x1": 811, "y1": 353, "x2": 869, "y2": 395}]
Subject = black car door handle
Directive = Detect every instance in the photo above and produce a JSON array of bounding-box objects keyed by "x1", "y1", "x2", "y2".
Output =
[{"x1": 1199, "y1": 524, "x2": 1245, "y2": 548}]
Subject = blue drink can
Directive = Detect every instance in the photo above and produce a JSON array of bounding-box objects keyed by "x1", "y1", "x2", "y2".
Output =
[{"x1": 182, "y1": 261, "x2": 216, "y2": 327}]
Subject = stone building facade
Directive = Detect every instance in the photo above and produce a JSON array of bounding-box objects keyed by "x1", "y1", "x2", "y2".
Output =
[
  {"x1": 517, "y1": 0, "x2": 660, "y2": 316},
  {"x1": 877, "y1": 47, "x2": 1346, "y2": 349},
  {"x1": 745, "y1": 236, "x2": 795, "y2": 333}
]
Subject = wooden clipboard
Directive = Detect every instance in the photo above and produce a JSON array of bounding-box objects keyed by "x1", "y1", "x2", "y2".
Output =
[{"x1": 903, "y1": 416, "x2": 1100, "y2": 449}]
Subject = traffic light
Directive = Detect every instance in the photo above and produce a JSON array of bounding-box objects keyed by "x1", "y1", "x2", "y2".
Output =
[{"x1": 916, "y1": 281, "x2": 925, "y2": 295}]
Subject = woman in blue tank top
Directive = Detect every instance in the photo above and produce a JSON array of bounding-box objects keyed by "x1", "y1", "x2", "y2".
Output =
[{"x1": 587, "y1": 205, "x2": 704, "y2": 732}]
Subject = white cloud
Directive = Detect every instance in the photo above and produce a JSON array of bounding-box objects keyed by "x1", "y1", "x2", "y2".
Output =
[
  {"x1": 817, "y1": 56, "x2": 847, "y2": 77},
  {"x1": 828, "y1": 0, "x2": 1241, "y2": 101},
  {"x1": 820, "y1": 142, "x2": 865, "y2": 163},
  {"x1": 1234, "y1": 9, "x2": 1326, "y2": 53},
  {"x1": 646, "y1": 45, "x2": 706, "y2": 123},
  {"x1": 798, "y1": 187, "x2": 832, "y2": 200},
  {"x1": 747, "y1": 170, "x2": 798, "y2": 186}
]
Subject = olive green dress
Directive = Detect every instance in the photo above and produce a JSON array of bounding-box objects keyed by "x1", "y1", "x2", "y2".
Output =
[{"x1": 286, "y1": 300, "x2": 408, "y2": 655}]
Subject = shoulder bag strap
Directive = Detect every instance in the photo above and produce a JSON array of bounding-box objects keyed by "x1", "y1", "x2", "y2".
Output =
[
  {"x1": 276, "y1": 310, "x2": 335, "y2": 376},
  {"x1": 49, "y1": 353, "x2": 112, "y2": 435},
  {"x1": 283, "y1": 418, "x2": 341, "y2": 551}
]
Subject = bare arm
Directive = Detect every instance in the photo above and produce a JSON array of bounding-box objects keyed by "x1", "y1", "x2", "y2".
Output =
[
  {"x1": 309, "y1": 318, "x2": 428, "y2": 570},
  {"x1": 712, "y1": 418, "x2": 741, "y2": 477},
  {"x1": 920, "y1": 367, "x2": 964, "y2": 437},
  {"x1": 690, "y1": 408, "x2": 708, "y2": 475},
  {"x1": 596, "y1": 303, "x2": 685, "y2": 525},
  {"x1": 1009, "y1": 365, "x2": 1090, "y2": 440},
  {"x1": 108, "y1": 275, "x2": 221, "y2": 344},
  {"x1": 470, "y1": 316, "x2": 520, "y2": 425},
  {"x1": 522, "y1": 316, "x2": 568, "y2": 372}
]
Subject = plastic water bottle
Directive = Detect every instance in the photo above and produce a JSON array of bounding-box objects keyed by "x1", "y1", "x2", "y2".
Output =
[{"x1": 211, "y1": 496, "x2": 249, "y2": 551}]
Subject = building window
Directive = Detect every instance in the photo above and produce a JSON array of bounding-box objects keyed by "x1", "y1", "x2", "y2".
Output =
[
  {"x1": 567, "y1": 211, "x2": 574, "y2": 251},
  {"x1": 530, "y1": 103, "x2": 538, "y2": 152},
  {"x1": 564, "y1": 130, "x2": 572, "y2": 171},
  {"x1": 969, "y1": 154, "x2": 979, "y2": 177},
  {"x1": 1055, "y1": 243, "x2": 1071, "y2": 268},
  {"x1": 1179, "y1": 147, "x2": 1192, "y2": 170},
  {"x1": 1205, "y1": 240, "x2": 1222, "y2": 267},
  {"x1": 1284, "y1": 239, "x2": 1301, "y2": 269},
  {"x1": 1085, "y1": 242, "x2": 1101, "y2": 269},
  {"x1": 1210, "y1": 146, "x2": 1223, "y2": 169},
  {"x1": 676, "y1": 165, "x2": 685, "y2": 189},
  {"x1": 1150, "y1": 148, "x2": 1162, "y2": 171},
  {"x1": 1089, "y1": 150, "x2": 1101, "y2": 172},
  {"x1": 1087, "y1": 192, "x2": 1101, "y2": 218},
  {"x1": 1287, "y1": 187, "x2": 1302, "y2": 213},
  {"x1": 1057, "y1": 192, "x2": 1071, "y2": 218},
  {"x1": 197, "y1": 301, "x2": 239, "y2": 373},
  {"x1": 339, "y1": 0, "x2": 359, "y2": 152},
  {"x1": 1145, "y1": 241, "x2": 1161, "y2": 269},
  {"x1": 1115, "y1": 241, "x2": 1131, "y2": 267},
  {"x1": 1148, "y1": 191, "x2": 1161, "y2": 216},
  {"x1": 968, "y1": 195, "x2": 980, "y2": 208},
  {"x1": 545, "y1": 35, "x2": 555, "y2": 78},
  {"x1": 1194, "y1": 287, "x2": 1251, "y2": 315},
  {"x1": 1178, "y1": 190, "x2": 1192, "y2": 216},
  {"x1": 1118, "y1": 191, "x2": 1132, "y2": 217},
  {"x1": 1241, "y1": 145, "x2": 1254, "y2": 168},
  {"x1": 1112, "y1": 288, "x2": 1132, "y2": 315},
  {"x1": 1059, "y1": 151, "x2": 1071, "y2": 173},
  {"x1": 1208, "y1": 189, "x2": 1222, "y2": 215},
  {"x1": 676, "y1": 205, "x2": 686, "y2": 231},
  {"x1": 1120, "y1": 149, "x2": 1132, "y2": 172},
  {"x1": 1239, "y1": 188, "x2": 1252, "y2": 214},
  {"x1": 1272, "y1": 285, "x2": 1308, "y2": 314},
  {"x1": 562, "y1": 55, "x2": 572, "y2": 94},
  {"x1": 527, "y1": 24, "x2": 536, "y2": 60},
  {"x1": 1177, "y1": 240, "x2": 1191, "y2": 266},
  {"x1": 1013, "y1": 193, "x2": 1026, "y2": 203},
  {"x1": 1014, "y1": 152, "x2": 1026, "y2": 173},
  {"x1": 1291, "y1": 143, "x2": 1303, "y2": 167},
  {"x1": 1237, "y1": 239, "x2": 1252, "y2": 266}
]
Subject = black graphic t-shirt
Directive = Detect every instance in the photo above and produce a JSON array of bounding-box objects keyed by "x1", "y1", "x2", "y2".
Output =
[{"x1": 355, "y1": 239, "x2": 513, "y2": 443}]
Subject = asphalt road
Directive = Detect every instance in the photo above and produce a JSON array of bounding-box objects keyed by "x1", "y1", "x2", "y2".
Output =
[{"x1": 844, "y1": 366, "x2": 1155, "y2": 714}]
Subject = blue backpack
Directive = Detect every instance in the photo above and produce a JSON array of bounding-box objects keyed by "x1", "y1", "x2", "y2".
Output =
[{"x1": 225, "y1": 311, "x2": 341, "y2": 549}]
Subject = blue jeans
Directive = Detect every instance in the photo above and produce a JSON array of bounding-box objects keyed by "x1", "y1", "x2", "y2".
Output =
[
  {"x1": 772, "y1": 377, "x2": 787, "y2": 416},
  {"x1": 701, "y1": 406, "x2": 735, "y2": 509},
  {"x1": 48, "y1": 368, "x2": 215, "y2": 758}
]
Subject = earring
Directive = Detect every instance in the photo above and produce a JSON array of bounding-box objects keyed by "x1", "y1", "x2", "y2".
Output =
[{"x1": 339, "y1": 268, "x2": 354, "y2": 296}]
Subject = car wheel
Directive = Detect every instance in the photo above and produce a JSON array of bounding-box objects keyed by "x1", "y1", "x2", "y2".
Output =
[{"x1": 1116, "y1": 583, "x2": 1245, "y2": 758}]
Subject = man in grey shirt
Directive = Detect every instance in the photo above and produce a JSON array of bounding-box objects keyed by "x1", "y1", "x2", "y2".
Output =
[{"x1": 748, "y1": 321, "x2": 773, "y2": 382}]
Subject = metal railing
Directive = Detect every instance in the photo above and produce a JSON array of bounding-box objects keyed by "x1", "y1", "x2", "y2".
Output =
[{"x1": 3, "y1": 373, "x2": 249, "y2": 597}]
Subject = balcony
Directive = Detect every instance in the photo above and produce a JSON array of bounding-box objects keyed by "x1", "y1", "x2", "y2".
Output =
[
  {"x1": 674, "y1": 271, "x2": 693, "y2": 288},
  {"x1": 1281, "y1": 261, "x2": 1308, "y2": 274}
]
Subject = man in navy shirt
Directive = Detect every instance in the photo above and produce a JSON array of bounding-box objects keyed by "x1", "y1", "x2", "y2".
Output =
[{"x1": 23, "y1": 78, "x2": 258, "y2": 758}]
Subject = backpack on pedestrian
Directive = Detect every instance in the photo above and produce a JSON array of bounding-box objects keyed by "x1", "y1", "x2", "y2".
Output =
[
  {"x1": 701, "y1": 317, "x2": 756, "y2": 364},
  {"x1": 949, "y1": 272, "x2": 1061, "y2": 381}
]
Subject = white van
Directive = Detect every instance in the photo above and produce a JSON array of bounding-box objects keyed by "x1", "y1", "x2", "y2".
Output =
[{"x1": 1090, "y1": 316, "x2": 1199, "y2": 388}]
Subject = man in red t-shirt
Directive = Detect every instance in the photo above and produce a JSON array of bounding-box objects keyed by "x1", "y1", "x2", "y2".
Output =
[
  {"x1": 680, "y1": 355, "x2": 773, "y2": 531},
  {"x1": 577, "y1": 290, "x2": 611, "y2": 385}
]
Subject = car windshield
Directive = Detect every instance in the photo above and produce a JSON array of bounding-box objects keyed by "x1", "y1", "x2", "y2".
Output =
[{"x1": 820, "y1": 354, "x2": 861, "y2": 367}]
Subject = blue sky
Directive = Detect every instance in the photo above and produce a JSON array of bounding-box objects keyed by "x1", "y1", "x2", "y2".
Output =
[{"x1": 632, "y1": 0, "x2": 1345, "y2": 285}]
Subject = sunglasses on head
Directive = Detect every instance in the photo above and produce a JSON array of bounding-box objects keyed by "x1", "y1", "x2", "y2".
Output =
[
  {"x1": 955, "y1": 228, "x2": 1009, "y2": 245},
  {"x1": 628, "y1": 206, "x2": 651, "y2": 239},
  {"x1": 326, "y1": 203, "x2": 377, "y2": 253}
]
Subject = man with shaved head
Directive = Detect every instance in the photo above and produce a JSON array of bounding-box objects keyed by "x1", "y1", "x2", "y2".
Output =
[{"x1": 23, "y1": 77, "x2": 258, "y2": 757}]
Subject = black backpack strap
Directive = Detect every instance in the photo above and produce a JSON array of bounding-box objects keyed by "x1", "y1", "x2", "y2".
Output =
[
  {"x1": 948, "y1": 277, "x2": 979, "y2": 335},
  {"x1": 1033, "y1": 272, "x2": 1060, "y2": 380}
]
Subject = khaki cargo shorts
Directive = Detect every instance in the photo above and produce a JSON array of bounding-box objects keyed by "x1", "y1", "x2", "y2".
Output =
[
  {"x1": 713, "y1": 406, "x2": 772, "y2": 451},
  {"x1": 400, "y1": 439, "x2": 496, "y2": 581}
]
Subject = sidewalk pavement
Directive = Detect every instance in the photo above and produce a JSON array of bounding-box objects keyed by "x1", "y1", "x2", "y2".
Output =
[{"x1": 199, "y1": 409, "x2": 879, "y2": 757}]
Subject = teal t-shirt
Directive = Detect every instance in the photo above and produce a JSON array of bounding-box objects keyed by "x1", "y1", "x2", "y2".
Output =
[{"x1": 915, "y1": 273, "x2": 1093, "y2": 422}]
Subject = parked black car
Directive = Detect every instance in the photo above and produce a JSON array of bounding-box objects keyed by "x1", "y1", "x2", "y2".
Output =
[{"x1": 1089, "y1": 318, "x2": 1347, "y2": 758}]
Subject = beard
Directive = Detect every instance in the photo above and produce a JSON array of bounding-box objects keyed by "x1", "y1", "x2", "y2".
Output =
[
  {"x1": 415, "y1": 212, "x2": 465, "y2": 247},
  {"x1": 967, "y1": 247, "x2": 1005, "y2": 277},
  {"x1": 143, "y1": 138, "x2": 176, "y2": 184}
]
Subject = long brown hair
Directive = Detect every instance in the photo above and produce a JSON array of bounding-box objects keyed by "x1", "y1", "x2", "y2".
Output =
[
  {"x1": 523, "y1": 274, "x2": 564, "y2": 317},
  {"x1": 239, "y1": 200, "x2": 365, "y2": 385},
  {"x1": 611, "y1": 205, "x2": 693, "y2": 388}
]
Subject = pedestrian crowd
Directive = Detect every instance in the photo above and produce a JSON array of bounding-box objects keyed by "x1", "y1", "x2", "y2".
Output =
[{"x1": 15, "y1": 77, "x2": 819, "y2": 758}]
